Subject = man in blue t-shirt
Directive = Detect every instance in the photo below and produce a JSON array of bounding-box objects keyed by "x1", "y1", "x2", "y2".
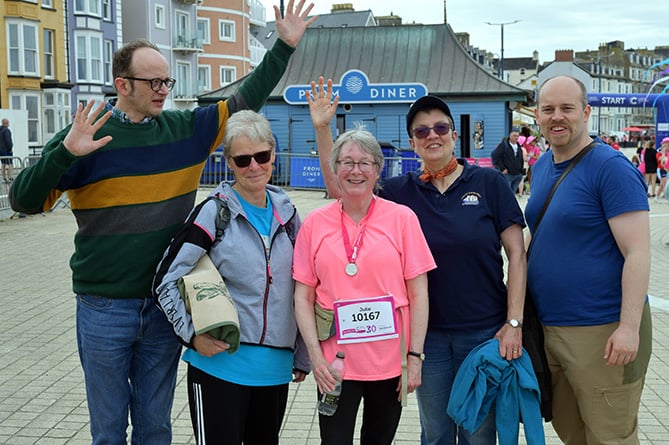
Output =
[{"x1": 526, "y1": 75, "x2": 652, "y2": 445}]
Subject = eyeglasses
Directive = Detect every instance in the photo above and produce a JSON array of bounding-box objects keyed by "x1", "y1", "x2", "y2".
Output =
[
  {"x1": 230, "y1": 150, "x2": 273, "y2": 168},
  {"x1": 124, "y1": 77, "x2": 176, "y2": 92},
  {"x1": 336, "y1": 159, "x2": 377, "y2": 173},
  {"x1": 412, "y1": 123, "x2": 452, "y2": 139}
]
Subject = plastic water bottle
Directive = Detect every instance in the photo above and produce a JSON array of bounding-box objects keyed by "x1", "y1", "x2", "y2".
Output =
[{"x1": 317, "y1": 351, "x2": 346, "y2": 416}]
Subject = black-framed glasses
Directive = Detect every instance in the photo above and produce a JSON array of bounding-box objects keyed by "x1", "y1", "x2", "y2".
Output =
[
  {"x1": 124, "y1": 76, "x2": 176, "y2": 92},
  {"x1": 412, "y1": 123, "x2": 451, "y2": 139},
  {"x1": 336, "y1": 159, "x2": 377, "y2": 173},
  {"x1": 230, "y1": 150, "x2": 273, "y2": 168}
]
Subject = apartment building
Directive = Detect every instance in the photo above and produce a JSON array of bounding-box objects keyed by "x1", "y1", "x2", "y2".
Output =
[
  {"x1": 197, "y1": 0, "x2": 267, "y2": 97},
  {"x1": 1, "y1": 0, "x2": 70, "y2": 152}
]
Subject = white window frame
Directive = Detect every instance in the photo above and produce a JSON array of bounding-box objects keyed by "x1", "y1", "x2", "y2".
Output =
[
  {"x1": 43, "y1": 28, "x2": 55, "y2": 79},
  {"x1": 218, "y1": 20, "x2": 236, "y2": 42},
  {"x1": 175, "y1": 61, "x2": 191, "y2": 98},
  {"x1": 197, "y1": 18, "x2": 210, "y2": 45},
  {"x1": 42, "y1": 0, "x2": 53, "y2": 8},
  {"x1": 102, "y1": 0, "x2": 112, "y2": 21},
  {"x1": 6, "y1": 19, "x2": 40, "y2": 76},
  {"x1": 104, "y1": 40, "x2": 113, "y2": 85},
  {"x1": 155, "y1": 4, "x2": 165, "y2": 29},
  {"x1": 9, "y1": 92, "x2": 42, "y2": 145},
  {"x1": 42, "y1": 89, "x2": 71, "y2": 142},
  {"x1": 198, "y1": 65, "x2": 211, "y2": 93},
  {"x1": 176, "y1": 12, "x2": 189, "y2": 44},
  {"x1": 220, "y1": 66, "x2": 236, "y2": 87},
  {"x1": 75, "y1": 0, "x2": 101, "y2": 16},
  {"x1": 75, "y1": 31, "x2": 104, "y2": 83}
]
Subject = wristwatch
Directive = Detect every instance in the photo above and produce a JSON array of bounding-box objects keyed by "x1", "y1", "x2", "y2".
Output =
[
  {"x1": 506, "y1": 319, "x2": 523, "y2": 328},
  {"x1": 407, "y1": 351, "x2": 426, "y2": 361}
]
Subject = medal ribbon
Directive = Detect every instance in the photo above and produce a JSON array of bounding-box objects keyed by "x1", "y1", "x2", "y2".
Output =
[{"x1": 340, "y1": 197, "x2": 377, "y2": 267}]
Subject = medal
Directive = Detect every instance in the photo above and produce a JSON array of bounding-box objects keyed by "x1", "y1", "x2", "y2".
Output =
[{"x1": 341, "y1": 197, "x2": 376, "y2": 278}]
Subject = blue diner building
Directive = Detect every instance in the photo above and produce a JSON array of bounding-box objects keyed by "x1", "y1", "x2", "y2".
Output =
[{"x1": 199, "y1": 24, "x2": 532, "y2": 186}]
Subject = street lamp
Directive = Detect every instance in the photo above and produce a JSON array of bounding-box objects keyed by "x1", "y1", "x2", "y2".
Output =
[{"x1": 486, "y1": 20, "x2": 520, "y2": 81}]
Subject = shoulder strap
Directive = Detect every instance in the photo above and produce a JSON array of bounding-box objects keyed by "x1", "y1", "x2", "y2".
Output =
[
  {"x1": 531, "y1": 141, "x2": 597, "y2": 240},
  {"x1": 210, "y1": 194, "x2": 231, "y2": 244}
]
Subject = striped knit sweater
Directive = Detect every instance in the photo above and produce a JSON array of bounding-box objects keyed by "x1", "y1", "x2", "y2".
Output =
[{"x1": 9, "y1": 39, "x2": 294, "y2": 299}]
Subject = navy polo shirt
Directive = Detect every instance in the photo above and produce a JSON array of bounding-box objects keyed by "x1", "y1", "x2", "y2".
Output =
[{"x1": 379, "y1": 160, "x2": 525, "y2": 330}]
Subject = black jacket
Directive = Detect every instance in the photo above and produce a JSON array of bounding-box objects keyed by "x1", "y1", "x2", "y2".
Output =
[
  {"x1": 492, "y1": 139, "x2": 524, "y2": 175},
  {"x1": 0, "y1": 126, "x2": 12, "y2": 153}
]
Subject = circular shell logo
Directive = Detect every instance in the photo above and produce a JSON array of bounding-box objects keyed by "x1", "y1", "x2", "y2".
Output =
[{"x1": 345, "y1": 75, "x2": 364, "y2": 95}]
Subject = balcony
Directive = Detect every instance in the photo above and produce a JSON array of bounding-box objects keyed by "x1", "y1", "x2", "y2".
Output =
[
  {"x1": 249, "y1": 35, "x2": 267, "y2": 68},
  {"x1": 179, "y1": 0, "x2": 203, "y2": 5},
  {"x1": 173, "y1": 35, "x2": 203, "y2": 53},
  {"x1": 249, "y1": 0, "x2": 266, "y2": 27}
]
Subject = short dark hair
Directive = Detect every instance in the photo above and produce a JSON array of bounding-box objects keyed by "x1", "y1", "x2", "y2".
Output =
[{"x1": 112, "y1": 39, "x2": 160, "y2": 79}]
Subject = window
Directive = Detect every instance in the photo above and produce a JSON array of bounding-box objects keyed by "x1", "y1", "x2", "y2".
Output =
[
  {"x1": 219, "y1": 20, "x2": 236, "y2": 42},
  {"x1": 198, "y1": 65, "x2": 211, "y2": 93},
  {"x1": 102, "y1": 0, "x2": 112, "y2": 21},
  {"x1": 220, "y1": 66, "x2": 236, "y2": 86},
  {"x1": 75, "y1": 32, "x2": 103, "y2": 83},
  {"x1": 175, "y1": 12, "x2": 189, "y2": 46},
  {"x1": 197, "y1": 18, "x2": 210, "y2": 45},
  {"x1": 9, "y1": 92, "x2": 41, "y2": 145},
  {"x1": 75, "y1": 0, "x2": 101, "y2": 16},
  {"x1": 43, "y1": 29, "x2": 55, "y2": 79},
  {"x1": 175, "y1": 62, "x2": 190, "y2": 98},
  {"x1": 7, "y1": 20, "x2": 40, "y2": 76},
  {"x1": 155, "y1": 5, "x2": 165, "y2": 29},
  {"x1": 104, "y1": 40, "x2": 113, "y2": 84},
  {"x1": 43, "y1": 90, "x2": 71, "y2": 142},
  {"x1": 42, "y1": 0, "x2": 53, "y2": 7}
]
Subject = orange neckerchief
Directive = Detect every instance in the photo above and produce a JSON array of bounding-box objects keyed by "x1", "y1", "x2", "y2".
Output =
[{"x1": 420, "y1": 157, "x2": 458, "y2": 183}]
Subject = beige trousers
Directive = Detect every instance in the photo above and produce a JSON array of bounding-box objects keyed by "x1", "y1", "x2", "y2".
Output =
[{"x1": 543, "y1": 303, "x2": 652, "y2": 445}]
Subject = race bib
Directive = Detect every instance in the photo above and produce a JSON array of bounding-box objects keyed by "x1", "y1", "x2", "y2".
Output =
[{"x1": 333, "y1": 295, "x2": 399, "y2": 344}]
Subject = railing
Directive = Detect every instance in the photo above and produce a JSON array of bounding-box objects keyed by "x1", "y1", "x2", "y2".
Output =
[
  {"x1": 0, "y1": 153, "x2": 497, "y2": 214},
  {"x1": 173, "y1": 35, "x2": 203, "y2": 52},
  {"x1": 0, "y1": 156, "x2": 24, "y2": 212}
]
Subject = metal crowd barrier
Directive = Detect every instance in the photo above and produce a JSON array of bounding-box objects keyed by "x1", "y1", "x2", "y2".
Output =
[
  {"x1": 0, "y1": 156, "x2": 24, "y2": 211},
  {"x1": 198, "y1": 151, "x2": 418, "y2": 189}
]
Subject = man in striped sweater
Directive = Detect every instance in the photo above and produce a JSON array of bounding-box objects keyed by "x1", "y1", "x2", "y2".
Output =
[{"x1": 9, "y1": 2, "x2": 315, "y2": 444}]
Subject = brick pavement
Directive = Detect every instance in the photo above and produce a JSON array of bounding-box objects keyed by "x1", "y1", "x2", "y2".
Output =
[{"x1": 0, "y1": 189, "x2": 668, "y2": 444}]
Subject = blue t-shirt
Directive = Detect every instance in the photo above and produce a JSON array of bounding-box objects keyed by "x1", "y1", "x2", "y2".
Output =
[
  {"x1": 183, "y1": 191, "x2": 294, "y2": 386},
  {"x1": 525, "y1": 142, "x2": 649, "y2": 326},
  {"x1": 379, "y1": 160, "x2": 525, "y2": 330}
]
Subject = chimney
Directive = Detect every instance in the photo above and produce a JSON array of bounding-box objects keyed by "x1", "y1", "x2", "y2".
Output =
[
  {"x1": 331, "y1": 3, "x2": 354, "y2": 13},
  {"x1": 554, "y1": 49, "x2": 574, "y2": 62}
]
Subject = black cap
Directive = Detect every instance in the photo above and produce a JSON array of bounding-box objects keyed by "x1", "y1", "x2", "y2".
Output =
[{"x1": 406, "y1": 95, "x2": 454, "y2": 137}]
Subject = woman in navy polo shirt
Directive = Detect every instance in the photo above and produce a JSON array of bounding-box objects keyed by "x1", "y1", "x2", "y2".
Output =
[{"x1": 308, "y1": 77, "x2": 527, "y2": 445}]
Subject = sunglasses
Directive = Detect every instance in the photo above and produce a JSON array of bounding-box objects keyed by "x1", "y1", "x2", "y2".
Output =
[
  {"x1": 412, "y1": 123, "x2": 452, "y2": 139},
  {"x1": 230, "y1": 150, "x2": 273, "y2": 168},
  {"x1": 124, "y1": 76, "x2": 176, "y2": 92}
]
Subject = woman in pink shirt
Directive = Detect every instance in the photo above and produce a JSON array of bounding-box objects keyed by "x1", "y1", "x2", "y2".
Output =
[
  {"x1": 293, "y1": 127, "x2": 436, "y2": 444},
  {"x1": 523, "y1": 135, "x2": 541, "y2": 192}
]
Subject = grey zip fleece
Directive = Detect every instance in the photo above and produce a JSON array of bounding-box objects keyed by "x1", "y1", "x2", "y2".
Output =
[{"x1": 154, "y1": 182, "x2": 310, "y2": 373}]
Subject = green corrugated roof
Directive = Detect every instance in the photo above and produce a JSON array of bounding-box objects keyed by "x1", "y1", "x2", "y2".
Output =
[{"x1": 200, "y1": 24, "x2": 532, "y2": 103}]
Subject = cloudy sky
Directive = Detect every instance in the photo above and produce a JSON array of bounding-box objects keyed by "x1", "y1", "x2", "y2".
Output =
[{"x1": 259, "y1": 0, "x2": 667, "y2": 64}]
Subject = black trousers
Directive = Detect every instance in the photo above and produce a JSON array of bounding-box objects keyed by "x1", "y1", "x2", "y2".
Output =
[
  {"x1": 187, "y1": 364, "x2": 289, "y2": 445},
  {"x1": 318, "y1": 376, "x2": 402, "y2": 445}
]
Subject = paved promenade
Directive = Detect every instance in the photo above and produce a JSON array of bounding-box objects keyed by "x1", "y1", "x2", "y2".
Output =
[{"x1": 1, "y1": 188, "x2": 668, "y2": 444}]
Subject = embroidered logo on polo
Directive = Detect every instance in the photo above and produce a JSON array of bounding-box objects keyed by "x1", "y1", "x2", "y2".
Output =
[{"x1": 461, "y1": 192, "x2": 481, "y2": 206}]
